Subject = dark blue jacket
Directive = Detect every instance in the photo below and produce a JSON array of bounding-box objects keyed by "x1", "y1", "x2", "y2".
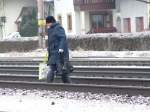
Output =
[{"x1": 47, "y1": 22, "x2": 69, "y2": 65}]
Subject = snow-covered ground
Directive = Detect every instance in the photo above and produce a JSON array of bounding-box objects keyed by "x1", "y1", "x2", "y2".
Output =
[
  {"x1": 0, "y1": 88, "x2": 150, "y2": 112},
  {"x1": 1, "y1": 49, "x2": 150, "y2": 58},
  {"x1": 1, "y1": 32, "x2": 150, "y2": 111},
  {"x1": 0, "y1": 49, "x2": 150, "y2": 111},
  {"x1": 1, "y1": 31, "x2": 150, "y2": 58},
  {"x1": 0, "y1": 50, "x2": 150, "y2": 111}
]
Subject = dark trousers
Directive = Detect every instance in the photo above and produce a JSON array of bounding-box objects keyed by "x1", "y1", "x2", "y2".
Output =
[{"x1": 47, "y1": 64, "x2": 71, "y2": 83}]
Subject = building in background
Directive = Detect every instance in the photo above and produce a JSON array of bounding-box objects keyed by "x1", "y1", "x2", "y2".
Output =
[
  {"x1": 0, "y1": 0, "x2": 149, "y2": 38},
  {"x1": 148, "y1": 0, "x2": 150, "y2": 28},
  {"x1": 114, "y1": 0, "x2": 148, "y2": 33},
  {"x1": 0, "y1": 0, "x2": 37, "y2": 38},
  {"x1": 54, "y1": 0, "x2": 75, "y2": 35},
  {"x1": 44, "y1": 0, "x2": 54, "y2": 17},
  {"x1": 54, "y1": 0, "x2": 149, "y2": 34},
  {"x1": 0, "y1": 0, "x2": 54, "y2": 39}
]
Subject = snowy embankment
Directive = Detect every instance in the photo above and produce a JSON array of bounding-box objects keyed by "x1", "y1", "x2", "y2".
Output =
[
  {"x1": 1, "y1": 33, "x2": 150, "y2": 111},
  {"x1": 68, "y1": 31, "x2": 150, "y2": 38},
  {"x1": 1, "y1": 31, "x2": 150, "y2": 52},
  {"x1": 0, "y1": 88, "x2": 150, "y2": 112},
  {"x1": 1, "y1": 32, "x2": 150, "y2": 57},
  {"x1": 1, "y1": 49, "x2": 150, "y2": 58},
  {"x1": 0, "y1": 50, "x2": 150, "y2": 112}
]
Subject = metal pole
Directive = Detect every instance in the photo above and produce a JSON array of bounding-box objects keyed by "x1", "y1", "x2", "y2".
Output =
[{"x1": 37, "y1": 0, "x2": 45, "y2": 48}]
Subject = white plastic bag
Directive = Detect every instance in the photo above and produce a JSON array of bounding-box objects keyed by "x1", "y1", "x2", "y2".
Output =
[{"x1": 39, "y1": 63, "x2": 49, "y2": 80}]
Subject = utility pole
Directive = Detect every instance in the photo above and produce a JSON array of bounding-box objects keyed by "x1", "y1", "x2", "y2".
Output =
[{"x1": 37, "y1": 0, "x2": 45, "y2": 48}]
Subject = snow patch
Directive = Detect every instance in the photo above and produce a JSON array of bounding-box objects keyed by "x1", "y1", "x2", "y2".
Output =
[{"x1": 0, "y1": 88, "x2": 150, "y2": 112}]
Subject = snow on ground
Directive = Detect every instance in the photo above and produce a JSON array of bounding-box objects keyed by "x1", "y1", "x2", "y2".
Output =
[
  {"x1": 0, "y1": 88, "x2": 150, "y2": 112},
  {"x1": 69, "y1": 31, "x2": 150, "y2": 39},
  {"x1": 2, "y1": 31, "x2": 150, "y2": 41},
  {"x1": 1, "y1": 31, "x2": 150, "y2": 58},
  {"x1": 1, "y1": 49, "x2": 150, "y2": 58},
  {"x1": 70, "y1": 50, "x2": 150, "y2": 58},
  {"x1": 1, "y1": 50, "x2": 150, "y2": 112},
  {"x1": 0, "y1": 33, "x2": 150, "y2": 111}
]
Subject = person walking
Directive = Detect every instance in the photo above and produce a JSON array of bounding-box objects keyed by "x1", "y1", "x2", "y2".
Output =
[{"x1": 46, "y1": 16, "x2": 71, "y2": 83}]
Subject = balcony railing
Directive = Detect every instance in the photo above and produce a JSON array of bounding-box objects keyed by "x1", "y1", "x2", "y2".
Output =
[{"x1": 74, "y1": 0, "x2": 116, "y2": 11}]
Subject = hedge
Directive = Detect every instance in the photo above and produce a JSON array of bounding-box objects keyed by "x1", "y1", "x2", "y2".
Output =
[{"x1": 0, "y1": 33, "x2": 150, "y2": 52}]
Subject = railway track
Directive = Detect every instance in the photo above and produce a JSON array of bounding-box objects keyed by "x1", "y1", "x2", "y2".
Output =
[
  {"x1": 0, "y1": 74, "x2": 150, "y2": 87},
  {"x1": 1, "y1": 57, "x2": 150, "y2": 66},
  {"x1": 0, "y1": 65, "x2": 150, "y2": 78},
  {"x1": 0, "y1": 80, "x2": 150, "y2": 96},
  {"x1": 0, "y1": 57, "x2": 150, "y2": 96}
]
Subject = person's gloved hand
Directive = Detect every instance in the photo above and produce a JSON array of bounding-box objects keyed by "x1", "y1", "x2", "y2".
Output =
[{"x1": 58, "y1": 49, "x2": 64, "y2": 53}]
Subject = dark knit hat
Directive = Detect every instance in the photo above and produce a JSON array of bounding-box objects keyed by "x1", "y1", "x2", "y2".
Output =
[{"x1": 46, "y1": 16, "x2": 56, "y2": 23}]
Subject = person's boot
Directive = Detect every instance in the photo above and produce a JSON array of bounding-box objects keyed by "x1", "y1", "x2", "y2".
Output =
[
  {"x1": 47, "y1": 70, "x2": 54, "y2": 83},
  {"x1": 61, "y1": 73, "x2": 71, "y2": 83},
  {"x1": 57, "y1": 63, "x2": 63, "y2": 76}
]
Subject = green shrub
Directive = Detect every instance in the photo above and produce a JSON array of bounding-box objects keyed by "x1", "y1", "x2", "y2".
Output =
[{"x1": 20, "y1": 8, "x2": 38, "y2": 37}]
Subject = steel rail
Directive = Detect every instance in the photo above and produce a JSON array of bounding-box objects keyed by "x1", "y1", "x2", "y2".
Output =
[
  {"x1": 0, "y1": 74, "x2": 150, "y2": 87},
  {"x1": 1, "y1": 65, "x2": 150, "y2": 70},
  {"x1": 0, "y1": 80, "x2": 150, "y2": 96},
  {"x1": 1, "y1": 56, "x2": 150, "y2": 61},
  {"x1": 0, "y1": 57, "x2": 150, "y2": 96},
  {"x1": 1, "y1": 57, "x2": 150, "y2": 66},
  {"x1": 1, "y1": 65, "x2": 150, "y2": 78}
]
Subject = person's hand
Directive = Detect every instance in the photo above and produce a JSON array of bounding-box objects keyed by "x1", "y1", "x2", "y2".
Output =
[{"x1": 58, "y1": 49, "x2": 64, "y2": 53}]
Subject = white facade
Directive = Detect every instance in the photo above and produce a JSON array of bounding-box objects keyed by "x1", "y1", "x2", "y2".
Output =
[
  {"x1": 54, "y1": 0, "x2": 149, "y2": 34},
  {"x1": 0, "y1": 0, "x2": 36, "y2": 38},
  {"x1": 114, "y1": 0, "x2": 148, "y2": 33},
  {"x1": 0, "y1": 0, "x2": 149, "y2": 38},
  {"x1": 54, "y1": 0, "x2": 76, "y2": 34},
  {"x1": 54, "y1": 0, "x2": 90, "y2": 34}
]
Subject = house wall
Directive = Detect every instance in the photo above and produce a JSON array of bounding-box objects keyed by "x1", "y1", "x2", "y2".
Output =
[
  {"x1": 148, "y1": 0, "x2": 150, "y2": 27},
  {"x1": 1, "y1": 0, "x2": 148, "y2": 38},
  {"x1": 54, "y1": 0, "x2": 76, "y2": 35},
  {"x1": 54, "y1": 0, "x2": 91, "y2": 34},
  {"x1": 54, "y1": 0, "x2": 149, "y2": 34},
  {"x1": 0, "y1": 0, "x2": 5, "y2": 38},
  {"x1": 74, "y1": 11, "x2": 81, "y2": 34},
  {"x1": 84, "y1": 12, "x2": 90, "y2": 33},
  {"x1": 79, "y1": 11, "x2": 90, "y2": 34},
  {"x1": 113, "y1": 0, "x2": 148, "y2": 33},
  {"x1": 0, "y1": 0, "x2": 36, "y2": 38}
]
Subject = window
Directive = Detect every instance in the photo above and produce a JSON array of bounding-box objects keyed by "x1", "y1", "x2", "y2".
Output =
[
  {"x1": 67, "y1": 14, "x2": 72, "y2": 31},
  {"x1": 136, "y1": 17, "x2": 144, "y2": 32},
  {"x1": 105, "y1": 15, "x2": 112, "y2": 28},
  {"x1": 90, "y1": 13, "x2": 113, "y2": 33},
  {"x1": 91, "y1": 14, "x2": 104, "y2": 27},
  {"x1": 57, "y1": 15, "x2": 62, "y2": 26},
  {"x1": 123, "y1": 18, "x2": 131, "y2": 33}
]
